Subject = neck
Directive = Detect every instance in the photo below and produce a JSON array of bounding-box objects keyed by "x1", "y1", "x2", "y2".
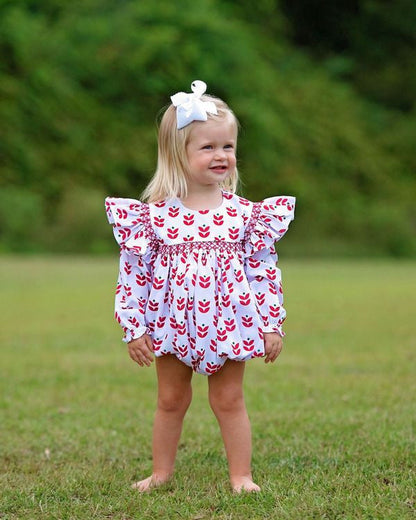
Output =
[{"x1": 180, "y1": 185, "x2": 223, "y2": 210}]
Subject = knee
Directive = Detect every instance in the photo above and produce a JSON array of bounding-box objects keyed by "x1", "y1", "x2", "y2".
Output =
[
  {"x1": 209, "y1": 386, "x2": 245, "y2": 417},
  {"x1": 158, "y1": 384, "x2": 192, "y2": 415}
]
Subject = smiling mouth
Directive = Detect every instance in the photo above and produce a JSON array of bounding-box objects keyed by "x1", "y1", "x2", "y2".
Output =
[{"x1": 210, "y1": 165, "x2": 228, "y2": 173}]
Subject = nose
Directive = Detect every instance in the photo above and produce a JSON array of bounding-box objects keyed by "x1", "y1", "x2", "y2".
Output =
[{"x1": 214, "y1": 148, "x2": 226, "y2": 160}]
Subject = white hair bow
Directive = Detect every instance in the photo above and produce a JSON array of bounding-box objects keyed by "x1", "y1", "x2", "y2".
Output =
[{"x1": 170, "y1": 80, "x2": 218, "y2": 130}]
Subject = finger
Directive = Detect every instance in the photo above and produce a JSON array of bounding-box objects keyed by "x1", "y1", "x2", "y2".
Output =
[
  {"x1": 140, "y1": 344, "x2": 154, "y2": 364},
  {"x1": 264, "y1": 348, "x2": 273, "y2": 363},
  {"x1": 131, "y1": 351, "x2": 144, "y2": 366},
  {"x1": 132, "y1": 354, "x2": 144, "y2": 367},
  {"x1": 134, "y1": 348, "x2": 151, "y2": 366},
  {"x1": 265, "y1": 343, "x2": 278, "y2": 363},
  {"x1": 269, "y1": 347, "x2": 278, "y2": 363},
  {"x1": 128, "y1": 346, "x2": 144, "y2": 366},
  {"x1": 141, "y1": 351, "x2": 153, "y2": 367},
  {"x1": 270, "y1": 342, "x2": 283, "y2": 363}
]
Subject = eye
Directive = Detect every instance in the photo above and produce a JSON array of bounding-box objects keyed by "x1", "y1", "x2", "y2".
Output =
[
  {"x1": 202, "y1": 145, "x2": 213, "y2": 150},
  {"x1": 224, "y1": 144, "x2": 234, "y2": 149}
]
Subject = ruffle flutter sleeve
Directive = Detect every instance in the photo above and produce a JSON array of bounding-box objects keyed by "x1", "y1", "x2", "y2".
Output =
[
  {"x1": 243, "y1": 196, "x2": 296, "y2": 337},
  {"x1": 105, "y1": 197, "x2": 158, "y2": 343}
]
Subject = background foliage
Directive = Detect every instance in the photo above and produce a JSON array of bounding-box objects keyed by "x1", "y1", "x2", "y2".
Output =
[{"x1": 1, "y1": 0, "x2": 415, "y2": 256}]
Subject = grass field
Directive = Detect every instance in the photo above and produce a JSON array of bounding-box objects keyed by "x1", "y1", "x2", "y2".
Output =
[{"x1": 1, "y1": 256, "x2": 415, "y2": 519}]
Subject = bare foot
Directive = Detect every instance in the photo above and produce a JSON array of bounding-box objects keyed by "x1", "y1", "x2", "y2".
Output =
[
  {"x1": 231, "y1": 476, "x2": 261, "y2": 493},
  {"x1": 131, "y1": 473, "x2": 171, "y2": 493}
]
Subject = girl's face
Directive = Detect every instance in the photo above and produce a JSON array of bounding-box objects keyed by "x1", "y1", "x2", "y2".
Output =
[{"x1": 185, "y1": 118, "x2": 237, "y2": 190}]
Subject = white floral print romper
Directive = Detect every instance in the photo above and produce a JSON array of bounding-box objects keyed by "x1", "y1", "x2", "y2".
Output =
[{"x1": 105, "y1": 191, "x2": 295, "y2": 375}]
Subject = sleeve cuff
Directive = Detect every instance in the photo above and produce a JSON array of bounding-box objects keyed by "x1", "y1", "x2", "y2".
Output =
[
  {"x1": 122, "y1": 325, "x2": 149, "y2": 343},
  {"x1": 263, "y1": 325, "x2": 285, "y2": 337}
]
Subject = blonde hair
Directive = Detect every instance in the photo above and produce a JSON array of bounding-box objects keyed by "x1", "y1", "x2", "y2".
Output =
[{"x1": 141, "y1": 95, "x2": 239, "y2": 203}]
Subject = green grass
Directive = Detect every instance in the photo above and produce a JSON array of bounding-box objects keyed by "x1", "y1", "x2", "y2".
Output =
[{"x1": 1, "y1": 256, "x2": 415, "y2": 519}]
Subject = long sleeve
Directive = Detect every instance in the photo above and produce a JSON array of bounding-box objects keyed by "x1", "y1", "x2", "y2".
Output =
[
  {"x1": 244, "y1": 245, "x2": 286, "y2": 336},
  {"x1": 115, "y1": 248, "x2": 152, "y2": 342},
  {"x1": 243, "y1": 196, "x2": 295, "y2": 337},
  {"x1": 105, "y1": 196, "x2": 158, "y2": 343}
]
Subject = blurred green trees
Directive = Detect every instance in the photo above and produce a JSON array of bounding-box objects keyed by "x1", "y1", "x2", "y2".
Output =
[{"x1": 1, "y1": 0, "x2": 415, "y2": 256}]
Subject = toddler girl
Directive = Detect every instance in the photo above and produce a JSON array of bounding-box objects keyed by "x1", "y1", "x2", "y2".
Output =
[{"x1": 105, "y1": 80, "x2": 295, "y2": 493}]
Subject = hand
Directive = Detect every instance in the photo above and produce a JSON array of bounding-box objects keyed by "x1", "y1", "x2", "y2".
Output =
[
  {"x1": 263, "y1": 332, "x2": 283, "y2": 364},
  {"x1": 127, "y1": 334, "x2": 154, "y2": 367}
]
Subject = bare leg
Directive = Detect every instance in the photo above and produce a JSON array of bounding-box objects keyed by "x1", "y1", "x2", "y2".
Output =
[
  {"x1": 208, "y1": 361, "x2": 260, "y2": 493},
  {"x1": 132, "y1": 355, "x2": 193, "y2": 492}
]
